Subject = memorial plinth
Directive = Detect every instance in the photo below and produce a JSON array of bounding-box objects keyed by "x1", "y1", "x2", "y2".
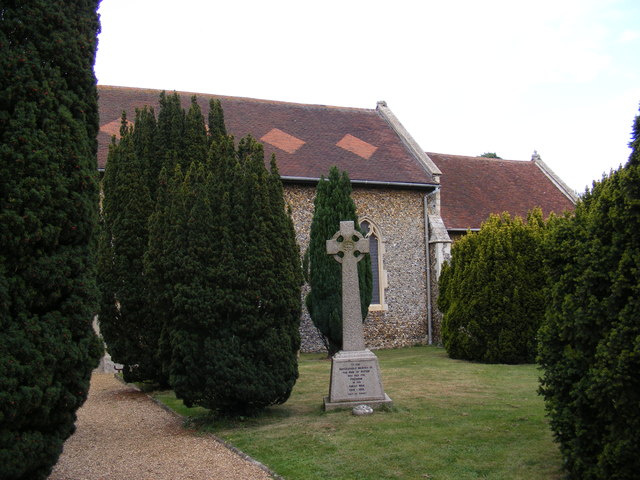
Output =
[
  {"x1": 324, "y1": 349, "x2": 393, "y2": 410},
  {"x1": 323, "y1": 221, "x2": 392, "y2": 411}
]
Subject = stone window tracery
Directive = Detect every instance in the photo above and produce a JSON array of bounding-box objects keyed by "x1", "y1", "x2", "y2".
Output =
[{"x1": 360, "y1": 218, "x2": 388, "y2": 311}]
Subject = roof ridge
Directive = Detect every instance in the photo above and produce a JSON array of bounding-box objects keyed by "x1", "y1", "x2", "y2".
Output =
[
  {"x1": 532, "y1": 156, "x2": 579, "y2": 204},
  {"x1": 97, "y1": 85, "x2": 376, "y2": 114},
  {"x1": 377, "y1": 102, "x2": 441, "y2": 179},
  {"x1": 427, "y1": 152, "x2": 532, "y2": 163}
]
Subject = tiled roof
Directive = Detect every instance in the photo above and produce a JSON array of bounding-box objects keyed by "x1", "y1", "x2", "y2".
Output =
[
  {"x1": 97, "y1": 85, "x2": 437, "y2": 186},
  {"x1": 428, "y1": 152, "x2": 576, "y2": 230}
]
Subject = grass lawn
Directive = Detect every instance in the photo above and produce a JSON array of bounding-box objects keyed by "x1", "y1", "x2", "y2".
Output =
[{"x1": 152, "y1": 346, "x2": 563, "y2": 480}]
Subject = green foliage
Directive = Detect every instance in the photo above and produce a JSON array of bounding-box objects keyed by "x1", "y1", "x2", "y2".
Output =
[
  {"x1": 438, "y1": 209, "x2": 548, "y2": 363},
  {"x1": 538, "y1": 109, "x2": 640, "y2": 480},
  {"x1": 0, "y1": 2, "x2": 103, "y2": 478},
  {"x1": 155, "y1": 131, "x2": 302, "y2": 415},
  {"x1": 479, "y1": 152, "x2": 502, "y2": 159},
  {"x1": 97, "y1": 109, "x2": 164, "y2": 384},
  {"x1": 156, "y1": 91, "x2": 185, "y2": 173},
  {"x1": 305, "y1": 166, "x2": 372, "y2": 355},
  {"x1": 120, "y1": 93, "x2": 303, "y2": 415},
  {"x1": 207, "y1": 98, "x2": 227, "y2": 143},
  {"x1": 185, "y1": 96, "x2": 208, "y2": 164}
]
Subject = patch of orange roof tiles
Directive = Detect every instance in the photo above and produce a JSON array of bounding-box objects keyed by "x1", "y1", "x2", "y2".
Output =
[
  {"x1": 100, "y1": 118, "x2": 133, "y2": 139},
  {"x1": 336, "y1": 134, "x2": 378, "y2": 160},
  {"x1": 260, "y1": 128, "x2": 305, "y2": 154}
]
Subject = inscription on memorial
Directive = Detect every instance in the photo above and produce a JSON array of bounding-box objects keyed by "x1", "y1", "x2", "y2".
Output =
[{"x1": 338, "y1": 362, "x2": 373, "y2": 397}]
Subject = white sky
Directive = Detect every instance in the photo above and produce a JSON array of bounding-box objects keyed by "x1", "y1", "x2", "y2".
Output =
[{"x1": 94, "y1": 0, "x2": 640, "y2": 193}]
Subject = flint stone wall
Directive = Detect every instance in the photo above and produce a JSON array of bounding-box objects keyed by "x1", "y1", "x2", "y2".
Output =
[{"x1": 284, "y1": 184, "x2": 429, "y2": 353}]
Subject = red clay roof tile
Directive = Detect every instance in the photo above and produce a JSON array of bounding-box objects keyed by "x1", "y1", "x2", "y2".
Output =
[
  {"x1": 97, "y1": 85, "x2": 436, "y2": 186},
  {"x1": 336, "y1": 134, "x2": 378, "y2": 159},
  {"x1": 429, "y1": 152, "x2": 576, "y2": 230},
  {"x1": 260, "y1": 128, "x2": 306, "y2": 154}
]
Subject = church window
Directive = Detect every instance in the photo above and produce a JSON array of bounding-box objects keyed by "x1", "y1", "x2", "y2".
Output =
[{"x1": 360, "y1": 218, "x2": 387, "y2": 311}]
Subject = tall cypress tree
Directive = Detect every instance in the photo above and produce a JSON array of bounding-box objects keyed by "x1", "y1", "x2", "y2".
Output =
[
  {"x1": 97, "y1": 111, "x2": 163, "y2": 383},
  {"x1": 164, "y1": 133, "x2": 302, "y2": 414},
  {"x1": 305, "y1": 166, "x2": 372, "y2": 355},
  {"x1": 131, "y1": 106, "x2": 159, "y2": 198},
  {"x1": 207, "y1": 98, "x2": 227, "y2": 144},
  {"x1": 0, "y1": 2, "x2": 103, "y2": 478},
  {"x1": 231, "y1": 138, "x2": 302, "y2": 411},
  {"x1": 185, "y1": 96, "x2": 208, "y2": 164},
  {"x1": 145, "y1": 164, "x2": 185, "y2": 378},
  {"x1": 156, "y1": 91, "x2": 185, "y2": 173},
  {"x1": 98, "y1": 94, "x2": 207, "y2": 384},
  {"x1": 101, "y1": 91, "x2": 301, "y2": 414}
]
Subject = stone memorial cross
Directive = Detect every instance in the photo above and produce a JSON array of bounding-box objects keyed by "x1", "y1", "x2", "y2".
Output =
[
  {"x1": 323, "y1": 221, "x2": 392, "y2": 410},
  {"x1": 326, "y1": 220, "x2": 369, "y2": 351}
]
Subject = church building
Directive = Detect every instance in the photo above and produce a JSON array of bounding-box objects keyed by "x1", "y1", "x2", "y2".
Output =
[{"x1": 97, "y1": 85, "x2": 577, "y2": 351}]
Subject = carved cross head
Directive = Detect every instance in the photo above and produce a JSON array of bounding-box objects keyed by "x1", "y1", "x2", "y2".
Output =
[{"x1": 326, "y1": 221, "x2": 370, "y2": 264}]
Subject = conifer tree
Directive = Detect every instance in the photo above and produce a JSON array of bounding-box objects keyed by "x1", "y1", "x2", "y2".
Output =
[
  {"x1": 156, "y1": 91, "x2": 185, "y2": 173},
  {"x1": 100, "y1": 91, "x2": 301, "y2": 414},
  {"x1": 185, "y1": 96, "x2": 208, "y2": 164},
  {"x1": 97, "y1": 113, "x2": 163, "y2": 383},
  {"x1": 164, "y1": 135, "x2": 302, "y2": 414},
  {"x1": 438, "y1": 209, "x2": 548, "y2": 363},
  {"x1": 305, "y1": 166, "x2": 372, "y2": 355},
  {"x1": 131, "y1": 106, "x2": 158, "y2": 197},
  {"x1": 145, "y1": 164, "x2": 185, "y2": 377},
  {"x1": 98, "y1": 95, "x2": 198, "y2": 384},
  {"x1": 207, "y1": 98, "x2": 227, "y2": 143},
  {"x1": 538, "y1": 108, "x2": 640, "y2": 479},
  {"x1": 0, "y1": 2, "x2": 103, "y2": 478}
]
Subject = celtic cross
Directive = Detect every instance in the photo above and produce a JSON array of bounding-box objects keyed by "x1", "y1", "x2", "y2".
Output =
[{"x1": 326, "y1": 221, "x2": 370, "y2": 351}]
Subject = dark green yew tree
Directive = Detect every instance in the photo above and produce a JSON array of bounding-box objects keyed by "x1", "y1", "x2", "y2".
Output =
[
  {"x1": 144, "y1": 164, "x2": 184, "y2": 378},
  {"x1": 101, "y1": 91, "x2": 301, "y2": 415},
  {"x1": 184, "y1": 96, "x2": 208, "y2": 164},
  {"x1": 438, "y1": 209, "x2": 548, "y2": 363},
  {"x1": 538, "y1": 108, "x2": 640, "y2": 480},
  {"x1": 162, "y1": 133, "x2": 303, "y2": 415},
  {"x1": 156, "y1": 91, "x2": 185, "y2": 173},
  {"x1": 98, "y1": 94, "x2": 204, "y2": 384},
  {"x1": 0, "y1": 2, "x2": 103, "y2": 478},
  {"x1": 97, "y1": 111, "x2": 164, "y2": 383},
  {"x1": 131, "y1": 106, "x2": 159, "y2": 197},
  {"x1": 142, "y1": 95, "x2": 206, "y2": 381},
  {"x1": 207, "y1": 98, "x2": 227, "y2": 143},
  {"x1": 305, "y1": 166, "x2": 372, "y2": 355}
]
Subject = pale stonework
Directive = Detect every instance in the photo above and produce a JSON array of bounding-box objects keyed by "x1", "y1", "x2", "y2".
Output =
[
  {"x1": 286, "y1": 185, "x2": 434, "y2": 352},
  {"x1": 325, "y1": 221, "x2": 369, "y2": 351},
  {"x1": 324, "y1": 221, "x2": 392, "y2": 411}
]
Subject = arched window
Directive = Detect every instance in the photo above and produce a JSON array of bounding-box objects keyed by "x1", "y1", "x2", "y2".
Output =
[{"x1": 360, "y1": 218, "x2": 387, "y2": 310}]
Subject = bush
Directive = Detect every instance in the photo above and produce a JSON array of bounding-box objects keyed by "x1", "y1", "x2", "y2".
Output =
[
  {"x1": 438, "y1": 209, "x2": 548, "y2": 363},
  {"x1": 538, "y1": 109, "x2": 640, "y2": 480}
]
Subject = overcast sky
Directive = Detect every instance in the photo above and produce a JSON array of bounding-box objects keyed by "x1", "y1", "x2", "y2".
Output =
[{"x1": 94, "y1": 0, "x2": 640, "y2": 193}]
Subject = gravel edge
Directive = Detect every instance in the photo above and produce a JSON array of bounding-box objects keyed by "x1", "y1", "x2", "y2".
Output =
[{"x1": 116, "y1": 375, "x2": 286, "y2": 480}]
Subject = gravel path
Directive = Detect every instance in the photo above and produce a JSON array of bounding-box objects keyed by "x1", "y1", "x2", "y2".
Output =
[{"x1": 48, "y1": 373, "x2": 275, "y2": 480}]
